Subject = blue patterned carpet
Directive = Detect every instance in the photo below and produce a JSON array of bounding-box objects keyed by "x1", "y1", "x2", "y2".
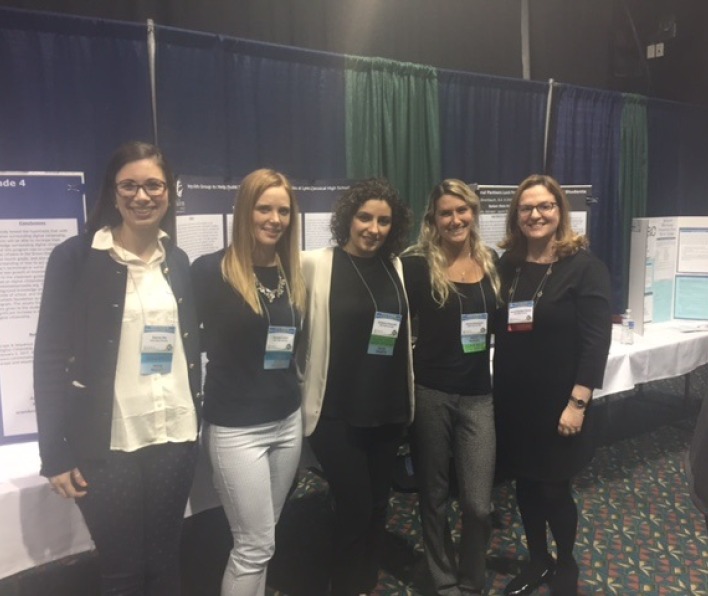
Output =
[
  {"x1": 269, "y1": 375, "x2": 708, "y2": 596},
  {"x1": 274, "y1": 420, "x2": 707, "y2": 596}
]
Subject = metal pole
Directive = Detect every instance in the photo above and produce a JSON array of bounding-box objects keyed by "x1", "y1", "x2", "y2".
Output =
[
  {"x1": 543, "y1": 78, "x2": 554, "y2": 171},
  {"x1": 147, "y1": 19, "x2": 158, "y2": 145},
  {"x1": 521, "y1": 0, "x2": 530, "y2": 80}
]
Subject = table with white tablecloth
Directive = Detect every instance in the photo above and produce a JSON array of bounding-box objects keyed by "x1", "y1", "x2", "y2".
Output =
[{"x1": 595, "y1": 322, "x2": 708, "y2": 399}]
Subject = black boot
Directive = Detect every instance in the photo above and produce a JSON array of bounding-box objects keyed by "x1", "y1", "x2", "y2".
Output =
[
  {"x1": 549, "y1": 557, "x2": 579, "y2": 595},
  {"x1": 503, "y1": 556, "x2": 556, "y2": 595}
]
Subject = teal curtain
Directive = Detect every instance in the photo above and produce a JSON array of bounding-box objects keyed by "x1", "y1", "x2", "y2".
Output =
[
  {"x1": 345, "y1": 56, "x2": 441, "y2": 226},
  {"x1": 619, "y1": 94, "x2": 648, "y2": 309}
]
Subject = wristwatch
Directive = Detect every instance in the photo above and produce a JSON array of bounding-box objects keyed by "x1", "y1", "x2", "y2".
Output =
[{"x1": 568, "y1": 395, "x2": 588, "y2": 410}]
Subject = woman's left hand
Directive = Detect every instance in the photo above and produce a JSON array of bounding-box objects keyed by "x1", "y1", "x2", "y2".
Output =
[{"x1": 557, "y1": 405, "x2": 585, "y2": 437}]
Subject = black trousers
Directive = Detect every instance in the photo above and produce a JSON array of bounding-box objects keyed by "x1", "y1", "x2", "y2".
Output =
[
  {"x1": 76, "y1": 441, "x2": 198, "y2": 596},
  {"x1": 309, "y1": 418, "x2": 404, "y2": 596}
]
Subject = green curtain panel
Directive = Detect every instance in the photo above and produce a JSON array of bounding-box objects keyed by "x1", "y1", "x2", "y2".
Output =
[
  {"x1": 344, "y1": 55, "x2": 441, "y2": 226},
  {"x1": 619, "y1": 94, "x2": 648, "y2": 308}
]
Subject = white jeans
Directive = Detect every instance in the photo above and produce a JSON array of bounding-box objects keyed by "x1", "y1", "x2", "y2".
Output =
[{"x1": 204, "y1": 409, "x2": 302, "y2": 596}]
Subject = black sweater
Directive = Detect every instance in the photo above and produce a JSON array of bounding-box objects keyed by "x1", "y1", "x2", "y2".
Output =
[
  {"x1": 402, "y1": 254, "x2": 496, "y2": 395},
  {"x1": 191, "y1": 250, "x2": 300, "y2": 427}
]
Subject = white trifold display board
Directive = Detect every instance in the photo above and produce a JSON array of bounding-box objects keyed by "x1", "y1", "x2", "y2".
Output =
[{"x1": 628, "y1": 216, "x2": 708, "y2": 335}]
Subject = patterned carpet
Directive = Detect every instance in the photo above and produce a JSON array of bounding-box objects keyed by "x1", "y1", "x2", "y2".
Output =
[{"x1": 269, "y1": 374, "x2": 708, "y2": 596}]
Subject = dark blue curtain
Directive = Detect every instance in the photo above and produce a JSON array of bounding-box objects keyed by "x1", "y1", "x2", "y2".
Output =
[
  {"x1": 547, "y1": 84, "x2": 624, "y2": 311},
  {"x1": 224, "y1": 39, "x2": 346, "y2": 180},
  {"x1": 647, "y1": 99, "x2": 708, "y2": 217},
  {"x1": 0, "y1": 8, "x2": 153, "y2": 211},
  {"x1": 154, "y1": 28, "x2": 230, "y2": 179},
  {"x1": 155, "y1": 27, "x2": 347, "y2": 182},
  {"x1": 438, "y1": 71, "x2": 547, "y2": 185}
]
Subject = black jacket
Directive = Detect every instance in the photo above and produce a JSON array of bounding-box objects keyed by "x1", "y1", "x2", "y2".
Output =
[{"x1": 33, "y1": 234, "x2": 201, "y2": 477}]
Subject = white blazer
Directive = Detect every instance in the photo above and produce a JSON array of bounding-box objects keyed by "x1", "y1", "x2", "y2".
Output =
[{"x1": 296, "y1": 247, "x2": 415, "y2": 436}]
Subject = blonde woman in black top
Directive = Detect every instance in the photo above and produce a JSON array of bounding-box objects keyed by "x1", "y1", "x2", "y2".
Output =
[
  {"x1": 192, "y1": 169, "x2": 305, "y2": 596},
  {"x1": 402, "y1": 179, "x2": 499, "y2": 595}
]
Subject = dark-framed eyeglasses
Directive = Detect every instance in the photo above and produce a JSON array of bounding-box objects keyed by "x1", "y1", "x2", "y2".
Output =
[
  {"x1": 115, "y1": 180, "x2": 167, "y2": 198},
  {"x1": 517, "y1": 202, "x2": 557, "y2": 216}
]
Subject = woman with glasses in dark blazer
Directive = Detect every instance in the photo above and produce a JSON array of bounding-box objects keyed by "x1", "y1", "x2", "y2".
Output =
[{"x1": 34, "y1": 141, "x2": 201, "y2": 595}]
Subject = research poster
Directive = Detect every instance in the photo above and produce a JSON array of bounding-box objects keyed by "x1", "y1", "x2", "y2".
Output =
[
  {"x1": 674, "y1": 224, "x2": 708, "y2": 320},
  {"x1": 0, "y1": 172, "x2": 85, "y2": 444},
  {"x1": 477, "y1": 184, "x2": 590, "y2": 250},
  {"x1": 649, "y1": 218, "x2": 678, "y2": 323},
  {"x1": 628, "y1": 216, "x2": 708, "y2": 330},
  {"x1": 176, "y1": 175, "x2": 350, "y2": 261}
]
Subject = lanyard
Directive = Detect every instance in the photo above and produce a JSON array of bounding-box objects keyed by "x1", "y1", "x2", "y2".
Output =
[
  {"x1": 345, "y1": 252, "x2": 402, "y2": 316},
  {"x1": 507, "y1": 262, "x2": 554, "y2": 305},
  {"x1": 257, "y1": 268, "x2": 298, "y2": 370},
  {"x1": 456, "y1": 277, "x2": 488, "y2": 316}
]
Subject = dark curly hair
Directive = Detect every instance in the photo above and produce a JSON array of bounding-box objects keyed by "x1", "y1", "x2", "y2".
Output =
[{"x1": 330, "y1": 178, "x2": 412, "y2": 258}]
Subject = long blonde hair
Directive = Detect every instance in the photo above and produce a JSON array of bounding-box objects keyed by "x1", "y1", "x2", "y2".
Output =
[
  {"x1": 499, "y1": 174, "x2": 587, "y2": 265},
  {"x1": 221, "y1": 169, "x2": 306, "y2": 315},
  {"x1": 404, "y1": 179, "x2": 500, "y2": 306}
]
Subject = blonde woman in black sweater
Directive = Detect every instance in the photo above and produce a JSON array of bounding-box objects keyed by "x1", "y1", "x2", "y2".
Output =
[
  {"x1": 402, "y1": 179, "x2": 499, "y2": 595},
  {"x1": 192, "y1": 169, "x2": 305, "y2": 596}
]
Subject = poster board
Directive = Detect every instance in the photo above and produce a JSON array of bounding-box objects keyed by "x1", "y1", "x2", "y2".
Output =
[
  {"x1": 175, "y1": 175, "x2": 350, "y2": 262},
  {"x1": 0, "y1": 172, "x2": 86, "y2": 444},
  {"x1": 477, "y1": 184, "x2": 591, "y2": 250},
  {"x1": 628, "y1": 216, "x2": 708, "y2": 334}
]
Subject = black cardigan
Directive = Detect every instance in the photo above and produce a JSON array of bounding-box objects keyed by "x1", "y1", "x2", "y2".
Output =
[{"x1": 33, "y1": 234, "x2": 202, "y2": 477}]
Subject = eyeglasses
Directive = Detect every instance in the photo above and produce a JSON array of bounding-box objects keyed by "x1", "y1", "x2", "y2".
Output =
[
  {"x1": 517, "y1": 202, "x2": 557, "y2": 216},
  {"x1": 115, "y1": 180, "x2": 167, "y2": 198}
]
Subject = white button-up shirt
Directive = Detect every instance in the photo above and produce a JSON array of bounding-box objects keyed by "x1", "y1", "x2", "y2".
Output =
[{"x1": 92, "y1": 227, "x2": 197, "y2": 451}]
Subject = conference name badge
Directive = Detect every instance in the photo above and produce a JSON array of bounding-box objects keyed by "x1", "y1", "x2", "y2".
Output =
[
  {"x1": 508, "y1": 301, "x2": 534, "y2": 332},
  {"x1": 461, "y1": 313, "x2": 488, "y2": 353},
  {"x1": 264, "y1": 325, "x2": 296, "y2": 370},
  {"x1": 368, "y1": 311, "x2": 402, "y2": 356},
  {"x1": 140, "y1": 325, "x2": 175, "y2": 375}
]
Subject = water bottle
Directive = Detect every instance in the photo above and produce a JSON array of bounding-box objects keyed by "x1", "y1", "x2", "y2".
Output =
[{"x1": 621, "y1": 309, "x2": 634, "y2": 345}]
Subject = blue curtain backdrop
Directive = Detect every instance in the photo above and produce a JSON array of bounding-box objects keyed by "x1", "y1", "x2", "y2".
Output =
[
  {"x1": 0, "y1": 8, "x2": 153, "y2": 211},
  {"x1": 155, "y1": 26, "x2": 347, "y2": 182},
  {"x1": 154, "y1": 27, "x2": 230, "y2": 179},
  {"x1": 647, "y1": 99, "x2": 708, "y2": 217},
  {"x1": 2, "y1": 6, "x2": 707, "y2": 249},
  {"x1": 224, "y1": 38, "x2": 346, "y2": 180},
  {"x1": 547, "y1": 84, "x2": 624, "y2": 311},
  {"x1": 438, "y1": 71, "x2": 547, "y2": 185}
]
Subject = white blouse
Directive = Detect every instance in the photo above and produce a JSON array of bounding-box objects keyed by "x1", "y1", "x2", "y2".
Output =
[{"x1": 92, "y1": 227, "x2": 197, "y2": 452}]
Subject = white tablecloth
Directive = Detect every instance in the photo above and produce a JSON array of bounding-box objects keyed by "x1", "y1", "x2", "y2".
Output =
[
  {"x1": 596, "y1": 322, "x2": 708, "y2": 398},
  {"x1": 2, "y1": 322, "x2": 708, "y2": 579},
  {"x1": 0, "y1": 441, "x2": 219, "y2": 580}
]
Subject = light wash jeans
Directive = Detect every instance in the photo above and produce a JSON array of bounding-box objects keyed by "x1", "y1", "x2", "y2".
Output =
[{"x1": 204, "y1": 408, "x2": 302, "y2": 596}]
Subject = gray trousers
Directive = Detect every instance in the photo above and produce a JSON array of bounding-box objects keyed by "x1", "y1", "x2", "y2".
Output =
[{"x1": 411, "y1": 386, "x2": 495, "y2": 596}]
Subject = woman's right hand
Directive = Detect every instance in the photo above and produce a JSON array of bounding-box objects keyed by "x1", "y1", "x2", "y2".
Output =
[{"x1": 49, "y1": 467, "x2": 88, "y2": 499}]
